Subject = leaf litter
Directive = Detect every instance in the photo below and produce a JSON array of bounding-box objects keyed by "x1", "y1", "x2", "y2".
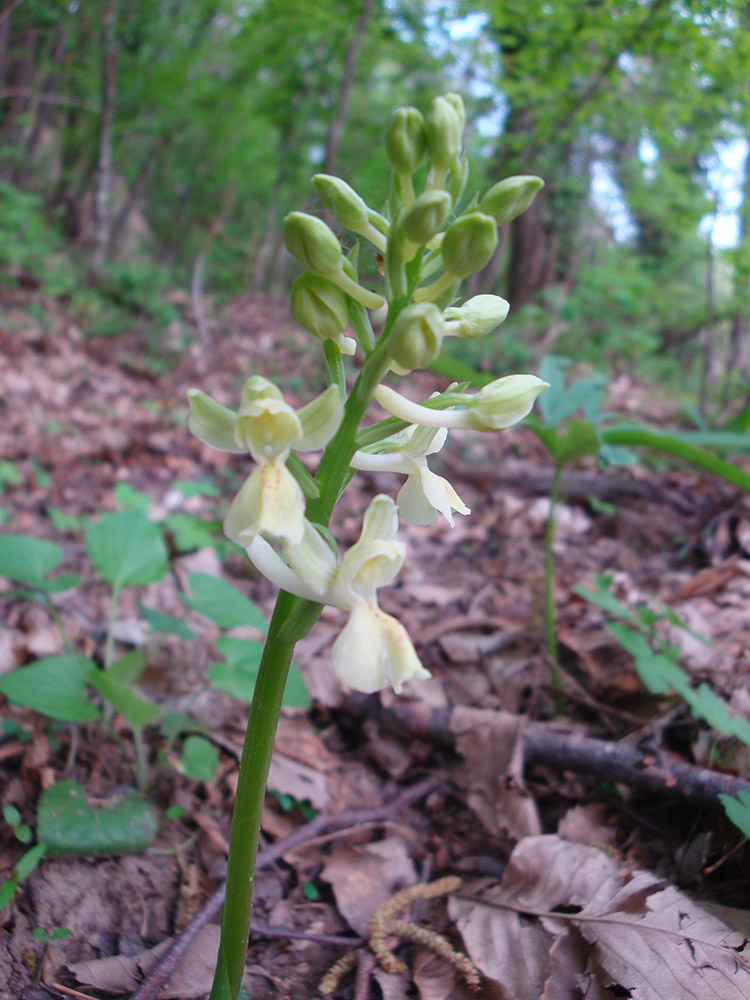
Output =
[{"x1": 2, "y1": 292, "x2": 750, "y2": 997}]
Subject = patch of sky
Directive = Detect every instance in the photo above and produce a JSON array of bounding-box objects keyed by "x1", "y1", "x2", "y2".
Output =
[
  {"x1": 590, "y1": 160, "x2": 637, "y2": 244},
  {"x1": 699, "y1": 137, "x2": 747, "y2": 248}
]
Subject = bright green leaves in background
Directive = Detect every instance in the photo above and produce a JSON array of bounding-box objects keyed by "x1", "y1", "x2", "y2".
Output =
[
  {"x1": 86, "y1": 510, "x2": 169, "y2": 591},
  {"x1": 37, "y1": 781, "x2": 158, "y2": 855}
]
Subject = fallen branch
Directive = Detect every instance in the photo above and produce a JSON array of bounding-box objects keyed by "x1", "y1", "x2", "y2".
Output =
[
  {"x1": 344, "y1": 695, "x2": 750, "y2": 809},
  {"x1": 129, "y1": 776, "x2": 440, "y2": 1000}
]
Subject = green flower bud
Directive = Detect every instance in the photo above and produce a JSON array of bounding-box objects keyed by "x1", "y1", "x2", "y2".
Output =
[
  {"x1": 401, "y1": 190, "x2": 452, "y2": 245},
  {"x1": 426, "y1": 94, "x2": 464, "y2": 169},
  {"x1": 441, "y1": 212, "x2": 498, "y2": 278},
  {"x1": 385, "y1": 106, "x2": 427, "y2": 175},
  {"x1": 290, "y1": 273, "x2": 348, "y2": 340},
  {"x1": 284, "y1": 211, "x2": 342, "y2": 277},
  {"x1": 284, "y1": 211, "x2": 385, "y2": 310},
  {"x1": 468, "y1": 374, "x2": 548, "y2": 430},
  {"x1": 312, "y1": 174, "x2": 369, "y2": 231},
  {"x1": 388, "y1": 302, "x2": 444, "y2": 373},
  {"x1": 443, "y1": 294, "x2": 510, "y2": 338},
  {"x1": 442, "y1": 92, "x2": 466, "y2": 133},
  {"x1": 478, "y1": 175, "x2": 544, "y2": 227}
]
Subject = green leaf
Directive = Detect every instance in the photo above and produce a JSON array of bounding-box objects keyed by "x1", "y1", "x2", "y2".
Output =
[
  {"x1": 15, "y1": 843, "x2": 46, "y2": 880},
  {"x1": 47, "y1": 508, "x2": 87, "y2": 534},
  {"x1": 0, "y1": 460, "x2": 22, "y2": 487},
  {"x1": 184, "y1": 573, "x2": 267, "y2": 630},
  {"x1": 87, "y1": 669, "x2": 160, "y2": 728},
  {"x1": 0, "y1": 655, "x2": 99, "y2": 722},
  {"x1": 37, "y1": 781, "x2": 158, "y2": 855},
  {"x1": 3, "y1": 805, "x2": 21, "y2": 826},
  {"x1": 719, "y1": 791, "x2": 750, "y2": 839},
  {"x1": 166, "y1": 804, "x2": 187, "y2": 821},
  {"x1": 573, "y1": 579, "x2": 637, "y2": 624},
  {"x1": 0, "y1": 534, "x2": 62, "y2": 587},
  {"x1": 113, "y1": 482, "x2": 153, "y2": 512},
  {"x1": 181, "y1": 735, "x2": 219, "y2": 782},
  {"x1": 108, "y1": 649, "x2": 147, "y2": 687},
  {"x1": 50, "y1": 927, "x2": 72, "y2": 940},
  {"x1": 0, "y1": 879, "x2": 17, "y2": 909},
  {"x1": 86, "y1": 510, "x2": 169, "y2": 589},
  {"x1": 173, "y1": 479, "x2": 221, "y2": 498},
  {"x1": 32, "y1": 927, "x2": 48, "y2": 942},
  {"x1": 15, "y1": 825, "x2": 32, "y2": 844},
  {"x1": 139, "y1": 603, "x2": 196, "y2": 639},
  {"x1": 165, "y1": 512, "x2": 221, "y2": 553},
  {"x1": 207, "y1": 638, "x2": 308, "y2": 707},
  {"x1": 41, "y1": 573, "x2": 82, "y2": 594}
]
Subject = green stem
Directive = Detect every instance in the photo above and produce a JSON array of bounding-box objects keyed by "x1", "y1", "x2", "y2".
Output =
[
  {"x1": 323, "y1": 339, "x2": 346, "y2": 399},
  {"x1": 43, "y1": 593, "x2": 73, "y2": 654},
  {"x1": 544, "y1": 463, "x2": 563, "y2": 676},
  {"x1": 210, "y1": 590, "x2": 300, "y2": 1000},
  {"x1": 132, "y1": 727, "x2": 148, "y2": 790}
]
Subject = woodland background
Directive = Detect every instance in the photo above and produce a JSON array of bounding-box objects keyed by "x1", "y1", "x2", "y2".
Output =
[
  {"x1": 2, "y1": 0, "x2": 750, "y2": 399},
  {"x1": 3, "y1": 3, "x2": 750, "y2": 999}
]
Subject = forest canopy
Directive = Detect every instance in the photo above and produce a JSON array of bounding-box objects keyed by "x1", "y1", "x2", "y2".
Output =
[{"x1": 1, "y1": 0, "x2": 749, "y2": 394}]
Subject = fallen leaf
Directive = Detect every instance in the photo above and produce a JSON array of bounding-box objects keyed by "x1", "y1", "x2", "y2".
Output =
[
  {"x1": 450, "y1": 707, "x2": 541, "y2": 840},
  {"x1": 450, "y1": 835, "x2": 750, "y2": 1000}
]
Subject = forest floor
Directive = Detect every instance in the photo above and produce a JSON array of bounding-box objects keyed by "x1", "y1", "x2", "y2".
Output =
[{"x1": 2, "y1": 285, "x2": 750, "y2": 1000}]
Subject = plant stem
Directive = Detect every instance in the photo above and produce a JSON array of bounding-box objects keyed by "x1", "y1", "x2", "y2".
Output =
[{"x1": 209, "y1": 590, "x2": 300, "y2": 1000}]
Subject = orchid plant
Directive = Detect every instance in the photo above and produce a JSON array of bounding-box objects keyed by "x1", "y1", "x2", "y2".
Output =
[{"x1": 189, "y1": 93, "x2": 548, "y2": 1000}]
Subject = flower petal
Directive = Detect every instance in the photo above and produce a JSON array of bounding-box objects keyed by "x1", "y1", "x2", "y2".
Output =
[
  {"x1": 331, "y1": 602, "x2": 430, "y2": 693},
  {"x1": 223, "y1": 460, "x2": 306, "y2": 546},
  {"x1": 297, "y1": 384, "x2": 345, "y2": 451},
  {"x1": 187, "y1": 389, "x2": 244, "y2": 453}
]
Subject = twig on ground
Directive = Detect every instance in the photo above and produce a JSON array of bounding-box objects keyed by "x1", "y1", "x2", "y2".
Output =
[
  {"x1": 129, "y1": 776, "x2": 440, "y2": 1000},
  {"x1": 345, "y1": 694, "x2": 750, "y2": 809}
]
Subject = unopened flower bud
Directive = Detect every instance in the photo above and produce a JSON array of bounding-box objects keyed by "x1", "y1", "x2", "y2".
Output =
[
  {"x1": 290, "y1": 273, "x2": 349, "y2": 342},
  {"x1": 401, "y1": 190, "x2": 452, "y2": 245},
  {"x1": 283, "y1": 211, "x2": 385, "y2": 311},
  {"x1": 444, "y1": 294, "x2": 509, "y2": 339},
  {"x1": 313, "y1": 174, "x2": 369, "y2": 230},
  {"x1": 385, "y1": 106, "x2": 427, "y2": 175},
  {"x1": 478, "y1": 175, "x2": 544, "y2": 227},
  {"x1": 468, "y1": 374, "x2": 549, "y2": 430},
  {"x1": 441, "y1": 212, "x2": 498, "y2": 278},
  {"x1": 388, "y1": 302, "x2": 444, "y2": 372},
  {"x1": 426, "y1": 94, "x2": 464, "y2": 169},
  {"x1": 284, "y1": 211, "x2": 343, "y2": 277}
]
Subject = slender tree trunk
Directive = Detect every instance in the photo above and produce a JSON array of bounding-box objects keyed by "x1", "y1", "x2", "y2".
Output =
[
  {"x1": 15, "y1": 25, "x2": 66, "y2": 182},
  {"x1": 91, "y1": 0, "x2": 117, "y2": 277},
  {"x1": 109, "y1": 135, "x2": 168, "y2": 255},
  {"x1": 322, "y1": 0, "x2": 374, "y2": 177}
]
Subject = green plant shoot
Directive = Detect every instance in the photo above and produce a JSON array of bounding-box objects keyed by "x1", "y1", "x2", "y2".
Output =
[{"x1": 186, "y1": 93, "x2": 547, "y2": 1000}]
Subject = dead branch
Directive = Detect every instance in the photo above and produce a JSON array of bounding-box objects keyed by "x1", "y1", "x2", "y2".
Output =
[{"x1": 344, "y1": 694, "x2": 750, "y2": 810}]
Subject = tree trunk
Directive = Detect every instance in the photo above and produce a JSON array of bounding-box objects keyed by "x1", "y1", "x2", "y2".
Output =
[
  {"x1": 15, "y1": 24, "x2": 67, "y2": 182},
  {"x1": 91, "y1": 0, "x2": 117, "y2": 277},
  {"x1": 322, "y1": 0, "x2": 374, "y2": 177}
]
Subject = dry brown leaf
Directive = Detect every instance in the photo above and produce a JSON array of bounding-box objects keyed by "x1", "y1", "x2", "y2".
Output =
[
  {"x1": 450, "y1": 835, "x2": 750, "y2": 1000},
  {"x1": 320, "y1": 837, "x2": 417, "y2": 936},
  {"x1": 449, "y1": 707, "x2": 541, "y2": 840},
  {"x1": 68, "y1": 924, "x2": 221, "y2": 998}
]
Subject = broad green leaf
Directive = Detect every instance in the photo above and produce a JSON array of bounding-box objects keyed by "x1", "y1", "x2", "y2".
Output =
[
  {"x1": 14, "y1": 843, "x2": 46, "y2": 880},
  {"x1": 139, "y1": 603, "x2": 196, "y2": 639},
  {"x1": 107, "y1": 649, "x2": 147, "y2": 686},
  {"x1": 0, "y1": 534, "x2": 62, "y2": 586},
  {"x1": 3, "y1": 805, "x2": 22, "y2": 826},
  {"x1": 719, "y1": 791, "x2": 750, "y2": 839},
  {"x1": 208, "y1": 637, "x2": 308, "y2": 707},
  {"x1": 181, "y1": 735, "x2": 219, "y2": 782},
  {"x1": 40, "y1": 573, "x2": 82, "y2": 594},
  {"x1": 573, "y1": 581, "x2": 637, "y2": 623},
  {"x1": 172, "y1": 479, "x2": 221, "y2": 498},
  {"x1": 165, "y1": 512, "x2": 221, "y2": 553},
  {"x1": 0, "y1": 655, "x2": 99, "y2": 722},
  {"x1": 0, "y1": 880, "x2": 17, "y2": 909},
  {"x1": 38, "y1": 781, "x2": 157, "y2": 855},
  {"x1": 86, "y1": 510, "x2": 168, "y2": 589},
  {"x1": 184, "y1": 573, "x2": 267, "y2": 630},
  {"x1": 87, "y1": 669, "x2": 160, "y2": 728},
  {"x1": 113, "y1": 482, "x2": 153, "y2": 512}
]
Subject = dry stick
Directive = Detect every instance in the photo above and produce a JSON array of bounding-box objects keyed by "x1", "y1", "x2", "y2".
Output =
[
  {"x1": 345, "y1": 695, "x2": 750, "y2": 809},
  {"x1": 130, "y1": 776, "x2": 440, "y2": 1000}
]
